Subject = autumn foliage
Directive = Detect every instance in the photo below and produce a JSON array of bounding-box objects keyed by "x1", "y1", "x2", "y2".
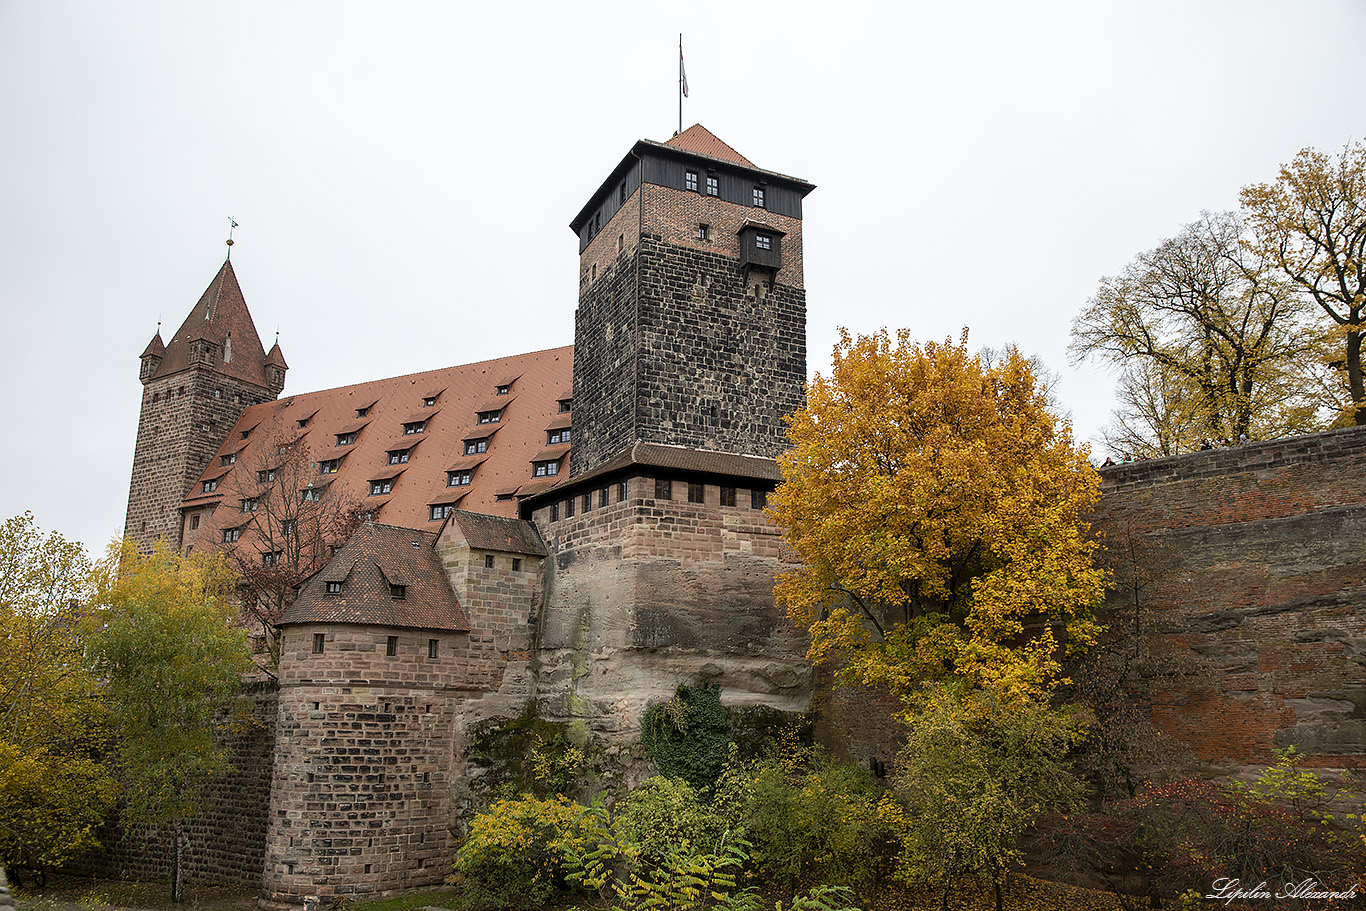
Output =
[{"x1": 772, "y1": 329, "x2": 1106, "y2": 704}]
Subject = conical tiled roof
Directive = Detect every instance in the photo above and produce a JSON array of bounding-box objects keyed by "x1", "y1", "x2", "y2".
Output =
[
  {"x1": 665, "y1": 124, "x2": 755, "y2": 167},
  {"x1": 152, "y1": 259, "x2": 273, "y2": 387},
  {"x1": 266, "y1": 341, "x2": 288, "y2": 369},
  {"x1": 140, "y1": 332, "x2": 165, "y2": 359}
]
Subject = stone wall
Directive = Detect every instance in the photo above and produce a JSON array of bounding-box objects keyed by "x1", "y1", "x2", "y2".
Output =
[
  {"x1": 1091, "y1": 426, "x2": 1366, "y2": 773},
  {"x1": 67, "y1": 681, "x2": 278, "y2": 886}
]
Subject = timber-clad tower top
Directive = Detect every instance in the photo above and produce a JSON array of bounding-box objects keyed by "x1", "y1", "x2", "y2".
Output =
[{"x1": 568, "y1": 125, "x2": 815, "y2": 477}]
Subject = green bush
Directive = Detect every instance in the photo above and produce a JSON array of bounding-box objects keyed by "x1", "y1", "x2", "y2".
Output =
[
  {"x1": 454, "y1": 794, "x2": 594, "y2": 910},
  {"x1": 641, "y1": 684, "x2": 730, "y2": 794},
  {"x1": 614, "y1": 775, "x2": 732, "y2": 866}
]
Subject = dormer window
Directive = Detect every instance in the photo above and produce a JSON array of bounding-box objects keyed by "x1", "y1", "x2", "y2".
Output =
[
  {"x1": 202, "y1": 479, "x2": 218, "y2": 494},
  {"x1": 533, "y1": 459, "x2": 560, "y2": 477},
  {"x1": 558, "y1": 399, "x2": 572, "y2": 414},
  {"x1": 423, "y1": 396, "x2": 437, "y2": 407},
  {"x1": 448, "y1": 471, "x2": 472, "y2": 487},
  {"x1": 241, "y1": 429, "x2": 252, "y2": 440},
  {"x1": 337, "y1": 432, "x2": 358, "y2": 446},
  {"x1": 430, "y1": 504, "x2": 453, "y2": 521},
  {"x1": 258, "y1": 468, "x2": 276, "y2": 484},
  {"x1": 326, "y1": 581, "x2": 342, "y2": 595},
  {"x1": 220, "y1": 453, "x2": 236, "y2": 467},
  {"x1": 300, "y1": 486, "x2": 324, "y2": 503},
  {"x1": 403, "y1": 420, "x2": 426, "y2": 435},
  {"x1": 222, "y1": 527, "x2": 241, "y2": 543},
  {"x1": 297, "y1": 417, "x2": 310, "y2": 428},
  {"x1": 319, "y1": 459, "x2": 340, "y2": 474},
  {"x1": 388, "y1": 448, "x2": 412, "y2": 465},
  {"x1": 370, "y1": 478, "x2": 395, "y2": 496},
  {"x1": 240, "y1": 498, "x2": 258, "y2": 512},
  {"x1": 389, "y1": 584, "x2": 406, "y2": 600},
  {"x1": 496, "y1": 384, "x2": 510, "y2": 395},
  {"x1": 356, "y1": 406, "x2": 371, "y2": 417},
  {"x1": 548, "y1": 428, "x2": 571, "y2": 445},
  {"x1": 477, "y1": 410, "x2": 501, "y2": 424},
  {"x1": 262, "y1": 551, "x2": 281, "y2": 566},
  {"x1": 465, "y1": 439, "x2": 488, "y2": 455}
]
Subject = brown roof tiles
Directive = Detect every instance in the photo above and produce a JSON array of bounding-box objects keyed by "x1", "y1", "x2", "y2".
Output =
[
  {"x1": 665, "y1": 124, "x2": 756, "y2": 167},
  {"x1": 447, "y1": 511, "x2": 547, "y2": 557},
  {"x1": 153, "y1": 259, "x2": 274, "y2": 388}
]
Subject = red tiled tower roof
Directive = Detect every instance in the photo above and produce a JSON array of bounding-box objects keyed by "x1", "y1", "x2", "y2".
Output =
[
  {"x1": 140, "y1": 332, "x2": 165, "y2": 359},
  {"x1": 664, "y1": 124, "x2": 755, "y2": 167},
  {"x1": 153, "y1": 259, "x2": 274, "y2": 388}
]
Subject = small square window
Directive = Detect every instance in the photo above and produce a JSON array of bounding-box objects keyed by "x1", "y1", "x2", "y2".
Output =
[
  {"x1": 313, "y1": 633, "x2": 325, "y2": 654},
  {"x1": 706, "y1": 175, "x2": 719, "y2": 196},
  {"x1": 688, "y1": 482, "x2": 704, "y2": 504},
  {"x1": 386, "y1": 636, "x2": 398, "y2": 657},
  {"x1": 301, "y1": 486, "x2": 324, "y2": 503},
  {"x1": 753, "y1": 186, "x2": 766, "y2": 207},
  {"x1": 390, "y1": 583, "x2": 406, "y2": 599},
  {"x1": 559, "y1": 400, "x2": 572, "y2": 413},
  {"x1": 685, "y1": 170, "x2": 699, "y2": 192},
  {"x1": 720, "y1": 486, "x2": 736, "y2": 507},
  {"x1": 326, "y1": 581, "x2": 342, "y2": 594},
  {"x1": 448, "y1": 471, "x2": 472, "y2": 487},
  {"x1": 297, "y1": 417, "x2": 310, "y2": 428},
  {"x1": 655, "y1": 478, "x2": 671, "y2": 500},
  {"x1": 485, "y1": 554, "x2": 495, "y2": 569},
  {"x1": 512, "y1": 558, "x2": 522, "y2": 572},
  {"x1": 751, "y1": 489, "x2": 767, "y2": 510},
  {"x1": 428, "y1": 639, "x2": 439, "y2": 659}
]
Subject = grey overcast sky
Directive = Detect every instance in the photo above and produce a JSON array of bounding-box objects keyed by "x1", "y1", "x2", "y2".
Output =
[{"x1": 2, "y1": 1, "x2": 1363, "y2": 555}]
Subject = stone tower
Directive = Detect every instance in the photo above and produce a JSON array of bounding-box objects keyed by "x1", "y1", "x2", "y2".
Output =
[
  {"x1": 568, "y1": 124, "x2": 815, "y2": 476},
  {"x1": 125, "y1": 258, "x2": 286, "y2": 549}
]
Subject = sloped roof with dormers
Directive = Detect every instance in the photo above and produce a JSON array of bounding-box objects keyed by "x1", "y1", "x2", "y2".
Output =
[
  {"x1": 151, "y1": 259, "x2": 277, "y2": 388},
  {"x1": 280, "y1": 522, "x2": 468, "y2": 630}
]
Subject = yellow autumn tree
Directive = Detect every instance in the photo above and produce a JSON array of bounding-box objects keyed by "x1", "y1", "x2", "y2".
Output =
[{"x1": 772, "y1": 329, "x2": 1106, "y2": 705}]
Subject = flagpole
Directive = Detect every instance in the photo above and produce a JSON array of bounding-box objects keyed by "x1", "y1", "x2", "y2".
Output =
[{"x1": 678, "y1": 34, "x2": 683, "y2": 136}]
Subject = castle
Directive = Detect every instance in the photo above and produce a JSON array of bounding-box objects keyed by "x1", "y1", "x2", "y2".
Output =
[{"x1": 122, "y1": 126, "x2": 1366, "y2": 902}]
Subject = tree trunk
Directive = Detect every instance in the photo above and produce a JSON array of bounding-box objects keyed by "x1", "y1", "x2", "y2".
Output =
[
  {"x1": 1348, "y1": 325, "x2": 1365, "y2": 425},
  {"x1": 992, "y1": 872, "x2": 1004, "y2": 911},
  {"x1": 172, "y1": 821, "x2": 186, "y2": 903}
]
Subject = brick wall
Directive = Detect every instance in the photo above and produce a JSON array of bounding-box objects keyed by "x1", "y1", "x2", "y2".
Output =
[
  {"x1": 124, "y1": 369, "x2": 275, "y2": 549},
  {"x1": 1091, "y1": 426, "x2": 1366, "y2": 773}
]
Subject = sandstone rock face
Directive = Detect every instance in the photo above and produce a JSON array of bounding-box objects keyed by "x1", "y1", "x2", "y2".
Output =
[{"x1": 1091, "y1": 427, "x2": 1366, "y2": 773}]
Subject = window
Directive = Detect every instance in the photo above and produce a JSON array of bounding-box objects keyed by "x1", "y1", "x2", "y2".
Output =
[
  {"x1": 697, "y1": 224, "x2": 709, "y2": 240},
  {"x1": 203, "y1": 479, "x2": 218, "y2": 494},
  {"x1": 428, "y1": 639, "x2": 439, "y2": 659},
  {"x1": 370, "y1": 478, "x2": 395, "y2": 496},
  {"x1": 685, "y1": 170, "x2": 698, "y2": 191},
  {"x1": 386, "y1": 636, "x2": 397, "y2": 656},
  {"x1": 390, "y1": 583, "x2": 406, "y2": 600},
  {"x1": 281, "y1": 519, "x2": 296, "y2": 537},
  {"x1": 262, "y1": 551, "x2": 281, "y2": 566},
  {"x1": 326, "y1": 581, "x2": 342, "y2": 594},
  {"x1": 533, "y1": 460, "x2": 559, "y2": 477},
  {"x1": 582, "y1": 493, "x2": 592, "y2": 513},
  {"x1": 477, "y1": 410, "x2": 501, "y2": 424},
  {"x1": 259, "y1": 468, "x2": 276, "y2": 484},
  {"x1": 751, "y1": 489, "x2": 767, "y2": 509},
  {"x1": 618, "y1": 481, "x2": 627, "y2": 501},
  {"x1": 215, "y1": 388, "x2": 222, "y2": 399},
  {"x1": 565, "y1": 498, "x2": 574, "y2": 518},
  {"x1": 220, "y1": 453, "x2": 237, "y2": 466},
  {"x1": 423, "y1": 396, "x2": 437, "y2": 407},
  {"x1": 465, "y1": 439, "x2": 488, "y2": 455},
  {"x1": 337, "y1": 432, "x2": 358, "y2": 446},
  {"x1": 548, "y1": 428, "x2": 571, "y2": 444},
  {"x1": 599, "y1": 487, "x2": 609, "y2": 508},
  {"x1": 388, "y1": 449, "x2": 411, "y2": 465},
  {"x1": 496, "y1": 384, "x2": 510, "y2": 395},
  {"x1": 550, "y1": 504, "x2": 559, "y2": 521},
  {"x1": 233, "y1": 393, "x2": 241, "y2": 404},
  {"x1": 356, "y1": 406, "x2": 371, "y2": 417},
  {"x1": 301, "y1": 486, "x2": 324, "y2": 503},
  {"x1": 430, "y1": 504, "x2": 452, "y2": 521},
  {"x1": 620, "y1": 183, "x2": 627, "y2": 203},
  {"x1": 297, "y1": 417, "x2": 310, "y2": 428},
  {"x1": 484, "y1": 554, "x2": 495, "y2": 569},
  {"x1": 706, "y1": 175, "x2": 719, "y2": 196},
  {"x1": 222, "y1": 527, "x2": 241, "y2": 543},
  {"x1": 558, "y1": 399, "x2": 572, "y2": 413},
  {"x1": 755, "y1": 233, "x2": 772, "y2": 250},
  {"x1": 448, "y1": 471, "x2": 472, "y2": 487},
  {"x1": 241, "y1": 497, "x2": 258, "y2": 512},
  {"x1": 753, "y1": 186, "x2": 766, "y2": 207},
  {"x1": 313, "y1": 633, "x2": 325, "y2": 654},
  {"x1": 720, "y1": 486, "x2": 736, "y2": 507},
  {"x1": 403, "y1": 420, "x2": 426, "y2": 435},
  {"x1": 241, "y1": 428, "x2": 252, "y2": 440},
  {"x1": 496, "y1": 492, "x2": 515, "y2": 502},
  {"x1": 319, "y1": 459, "x2": 339, "y2": 474},
  {"x1": 655, "y1": 478, "x2": 671, "y2": 500},
  {"x1": 512, "y1": 558, "x2": 522, "y2": 572},
  {"x1": 688, "y1": 482, "x2": 704, "y2": 504}
]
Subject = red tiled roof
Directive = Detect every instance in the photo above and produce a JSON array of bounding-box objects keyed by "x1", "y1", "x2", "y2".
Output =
[
  {"x1": 281, "y1": 523, "x2": 468, "y2": 631},
  {"x1": 140, "y1": 332, "x2": 165, "y2": 359},
  {"x1": 153, "y1": 259, "x2": 274, "y2": 388},
  {"x1": 665, "y1": 124, "x2": 755, "y2": 167},
  {"x1": 473, "y1": 394, "x2": 517, "y2": 413},
  {"x1": 181, "y1": 346, "x2": 574, "y2": 555},
  {"x1": 529, "y1": 446, "x2": 569, "y2": 463},
  {"x1": 447, "y1": 511, "x2": 547, "y2": 557},
  {"x1": 544, "y1": 413, "x2": 572, "y2": 431}
]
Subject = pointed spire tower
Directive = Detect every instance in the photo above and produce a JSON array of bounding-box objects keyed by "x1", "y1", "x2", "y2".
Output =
[{"x1": 125, "y1": 258, "x2": 286, "y2": 549}]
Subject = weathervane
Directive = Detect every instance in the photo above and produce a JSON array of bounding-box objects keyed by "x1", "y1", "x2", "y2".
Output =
[{"x1": 226, "y1": 217, "x2": 239, "y2": 257}]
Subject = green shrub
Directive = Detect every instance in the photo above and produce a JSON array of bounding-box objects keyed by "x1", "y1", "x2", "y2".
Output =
[
  {"x1": 641, "y1": 684, "x2": 730, "y2": 794},
  {"x1": 454, "y1": 794, "x2": 594, "y2": 910},
  {"x1": 615, "y1": 775, "x2": 731, "y2": 866}
]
